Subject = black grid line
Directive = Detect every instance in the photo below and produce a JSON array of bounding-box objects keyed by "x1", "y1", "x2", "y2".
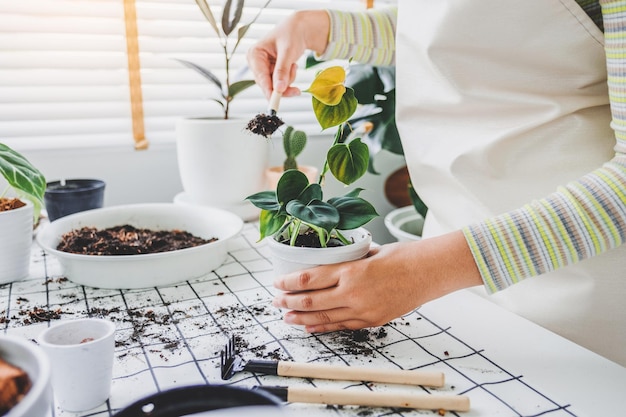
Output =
[{"x1": 0, "y1": 223, "x2": 578, "y2": 417}]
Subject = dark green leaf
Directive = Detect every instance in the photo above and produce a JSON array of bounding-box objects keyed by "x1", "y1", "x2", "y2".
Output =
[
  {"x1": 286, "y1": 199, "x2": 339, "y2": 233},
  {"x1": 246, "y1": 190, "x2": 279, "y2": 211},
  {"x1": 328, "y1": 195, "x2": 378, "y2": 230},
  {"x1": 327, "y1": 138, "x2": 369, "y2": 185},
  {"x1": 408, "y1": 181, "x2": 429, "y2": 218},
  {"x1": 297, "y1": 183, "x2": 322, "y2": 204},
  {"x1": 276, "y1": 169, "x2": 309, "y2": 205}
]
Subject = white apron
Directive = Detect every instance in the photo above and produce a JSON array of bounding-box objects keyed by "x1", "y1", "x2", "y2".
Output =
[{"x1": 396, "y1": 0, "x2": 626, "y2": 366}]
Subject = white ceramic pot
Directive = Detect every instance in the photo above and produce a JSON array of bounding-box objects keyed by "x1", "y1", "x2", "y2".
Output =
[
  {"x1": 265, "y1": 165, "x2": 319, "y2": 190},
  {"x1": 266, "y1": 227, "x2": 372, "y2": 276},
  {"x1": 0, "y1": 200, "x2": 33, "y2": 284},
  {"x1": 176, "y1": 117, "x2": 269, "y2": 212},
  {"x1": 384, "y1": 205, "x2": 424, "y2": 242}
]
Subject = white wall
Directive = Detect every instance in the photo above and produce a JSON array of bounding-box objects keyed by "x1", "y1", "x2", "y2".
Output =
[{"x1": 14, "y1": 135, "x2": 406, "y2": 244}]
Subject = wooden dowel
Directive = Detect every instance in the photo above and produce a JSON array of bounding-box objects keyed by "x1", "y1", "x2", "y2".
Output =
[
  {"x1": 287, "y1": 386, "x2": 470, "y2": 412},
  {"x1": 278, "y1": 362, "x2": 444, "y2": 387}
]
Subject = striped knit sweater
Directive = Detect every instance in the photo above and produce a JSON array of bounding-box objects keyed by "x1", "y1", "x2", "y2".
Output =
[{"x1": 318, "y1": 1, "x2": 626, "y2": 293}]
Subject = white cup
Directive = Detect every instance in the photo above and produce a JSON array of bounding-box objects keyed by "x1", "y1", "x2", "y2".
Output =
[{"x1": 38, "y1": 318, "x2": 116, "y2": 412}]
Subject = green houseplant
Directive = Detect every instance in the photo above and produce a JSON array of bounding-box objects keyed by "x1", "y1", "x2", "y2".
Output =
[
  {"x1": 0, "y1": 143, "x2": 46, "y2": 219},
  {"x1": 0, "y1": 143, "x2": 46, "y2": 283},
  {"x1": 176, "y1": 0, "x2": 272, "y2": 120},
  {"x1": 247, "y1": 65, "x2": 379, "y2": 248},
  {"x1": 175, "y1": 0, "x2": 272, "y2": 220}
]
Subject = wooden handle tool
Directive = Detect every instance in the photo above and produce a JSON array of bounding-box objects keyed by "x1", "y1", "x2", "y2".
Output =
[
  {"x1": 244, "y1": 360, "x2": 444, "y2": 387},
  {"x1": 255, "y1": 386, "x2": 470, "y2": 412},
  {"x1": 268, "y1": 90, "x2": 282, "y2": 115}
]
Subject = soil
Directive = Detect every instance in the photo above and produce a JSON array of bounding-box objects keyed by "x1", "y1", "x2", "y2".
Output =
[
  {"x1": 0, "y1": 197, "x2": 25, "y2": 212},
  {"x1": 277, "y1": 229, "x2": 348, "y2": 248},
  {"x1": 245, "y1": 113, "x2": 284, "y2": 137},
  {"x1": 56, "y1": 225, "x2": 217, "y2": 255}
]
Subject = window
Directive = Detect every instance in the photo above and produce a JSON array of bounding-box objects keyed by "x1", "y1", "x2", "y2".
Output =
[{"x1": 0, "y1": 0, "x2": 395, "y2": 151}]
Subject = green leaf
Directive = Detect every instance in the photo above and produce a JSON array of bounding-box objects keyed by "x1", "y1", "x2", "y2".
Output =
[
  {"x1": 312, "y1": 88, "x2": 358, "y2": 130},
  {"x1": 296, "y1": 183, "x2": 323, "y2": 204},
  {"x1": 328, "y1": 195, "x2": 378, "y2": 230},
  {"x1": 286, "y1": 199, "x2": 339, "y2": 233},
  {"x1": 258, "y1": 209, "x2": 287, "y2": 240},
  {"x1": 327, "y1": 138, "x2": 369, "y2": 185},
  {"x1": 246, "y1": 190, "x2": 279, "y2": 211},
  {"x1": 276, "y1": 169, "x2": 309, "y2": 205},
  {"x1": 0, "y1": 143, "x2": 46, "y2": 219},
  {"x1": 228, "y1": 79, "x2": 256, "y2": 99}
]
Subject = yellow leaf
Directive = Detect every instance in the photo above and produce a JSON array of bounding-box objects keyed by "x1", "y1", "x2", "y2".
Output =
[{"x1": 305, "y1": 66, "x2": 346, "y2": 106}]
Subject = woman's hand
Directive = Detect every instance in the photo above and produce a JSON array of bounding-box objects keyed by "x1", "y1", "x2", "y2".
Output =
[
  {"x1": 247, "y1": 10, "x2": 330, "y2": 99},
  {"x1": 272, "y1": 231, "x2": 483, "y2": 333}
]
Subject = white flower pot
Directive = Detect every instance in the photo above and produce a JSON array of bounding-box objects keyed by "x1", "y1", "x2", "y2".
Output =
[
  {"x1": 0, "y1": 199, "x2": 34, "y2": 284},
  {"x1": 266, "y1": 227, "x2": 372, "y2": 276},
  {"x1": 176, "y1": 117, "x2": 269, "y2": 216},
  {"x1": 384, "y1": 205, "x2": 424, "y2": 242}
]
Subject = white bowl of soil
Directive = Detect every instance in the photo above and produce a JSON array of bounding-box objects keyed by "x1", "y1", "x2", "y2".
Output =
[{"x1": 36, "y1": 203, "x2": 243, "y2": 289}]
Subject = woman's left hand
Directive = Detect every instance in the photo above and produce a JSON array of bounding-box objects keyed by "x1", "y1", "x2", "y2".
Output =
[{"x1": 272, "y1": 230, "x2": 482, "y2": 333}]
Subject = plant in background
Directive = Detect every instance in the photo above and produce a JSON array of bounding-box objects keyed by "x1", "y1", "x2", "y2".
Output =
[
  {"x1": 247, "y1": 66, "x2": 379, "y2": 247},
  {"x1": 176, "y1": 0, "x2": 272, "y2": 119},
  {"x1": 0, "y1": 143, "x2": 46, "y2": 220},
  {"x1": 281, "y1": 126, "x2": 307, "y2": 171}
]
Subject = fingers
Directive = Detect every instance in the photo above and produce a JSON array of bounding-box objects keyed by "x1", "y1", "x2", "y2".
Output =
[{"x1": 274, "y1": 265, "x2": 340, "y2": 292}]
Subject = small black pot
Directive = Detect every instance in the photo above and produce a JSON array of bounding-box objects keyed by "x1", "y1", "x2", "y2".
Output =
[
  {"x1": 112, "y1": 385, "x2": 282, "y2": 417},
  {"x1": 44, "y1": 179, "x2": 105, "y2": 222}
]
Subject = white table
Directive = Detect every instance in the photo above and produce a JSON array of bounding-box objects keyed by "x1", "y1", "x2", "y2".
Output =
[{"x1": 1, "y1": 223, "x2": 625, "y2": 416}]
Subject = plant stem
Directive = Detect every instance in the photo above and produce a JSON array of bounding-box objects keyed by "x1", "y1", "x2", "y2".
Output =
[{"x1": 318, "y1": 125, "x2": 345, "y2": 185}]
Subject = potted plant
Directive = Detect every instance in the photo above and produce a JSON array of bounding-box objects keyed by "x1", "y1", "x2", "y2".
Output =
[
  {"x1": 307, "y1": 56, "x2": 429, "y2": 241},
  {"x1": 265, "y1": 125, "x2": 318, "y2": 189},
  {"x1": 174, "y1": 0, "x2": 273, "y2": 220},
  {"x1": 247, "y1": 66, "x2": 378, "y2": 275},
  {"x1": 0, "y1": 143, "x2": 46, "y2": 283}
]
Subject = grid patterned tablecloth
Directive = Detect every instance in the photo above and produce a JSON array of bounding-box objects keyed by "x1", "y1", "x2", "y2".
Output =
[{"x1": 1, "y1": 223, "x2": 580, "y2": 417}]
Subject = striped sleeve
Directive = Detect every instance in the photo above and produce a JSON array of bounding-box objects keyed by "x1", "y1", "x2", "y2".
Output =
[
  {"x1": 316, "y1": 7, "x2": 397, "y2": 66},
  {"x1": 463, "y1": 0, "x2": 626, "y2": 293}
]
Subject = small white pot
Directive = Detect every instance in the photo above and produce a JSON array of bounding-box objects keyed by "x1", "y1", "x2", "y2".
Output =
[
  {"x1": 266, "y1": 227, "x2": 372, "y2": 276},
  {"x1": 176, "y1": 117, "x2": 269, "y2": 211},
  {"x1": 0, "y1": 199, "x2": 33, "y2": 284},
  {"x1": 384, "y1": 205, "x2": 424, "y2": 242}
]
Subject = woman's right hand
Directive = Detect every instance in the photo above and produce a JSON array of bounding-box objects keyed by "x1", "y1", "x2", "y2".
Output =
[{"x1": 246, "y1": 10, "x2": 330, "y2": 99}]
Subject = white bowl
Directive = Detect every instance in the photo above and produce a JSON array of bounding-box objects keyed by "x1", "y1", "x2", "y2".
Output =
[
  {"x1": 384, "y1": 206, "x2": 425, "y2": 242},
  {"x1": 36, "y1": 203, "x2": 244, "y2": 289},
  {"x1": 0, "y1": 335, "x2": 53, "y2": 417}
]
